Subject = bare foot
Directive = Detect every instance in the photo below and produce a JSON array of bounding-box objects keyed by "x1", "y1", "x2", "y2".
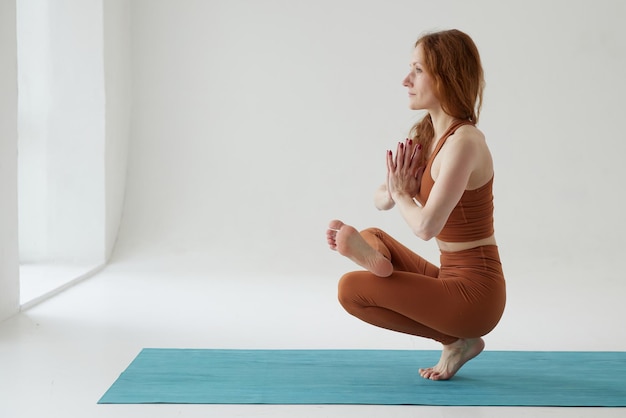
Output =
[
  {"x1": 419, "y1": 337, "x2": 485, "y2": 381},
  {"x1": 326, "y1": 219, "x2": 344, "y2": 251},
  {"x1": 326, "y1": 220, "x2": 393, "y2": 277}
]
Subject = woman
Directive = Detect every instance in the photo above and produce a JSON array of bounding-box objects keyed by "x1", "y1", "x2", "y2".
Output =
[{"x1": 326, "y1": 29, "x2": 506, "y2": 381}]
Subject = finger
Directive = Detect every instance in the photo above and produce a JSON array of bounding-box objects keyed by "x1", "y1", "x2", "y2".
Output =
[
  {"x1": 403, "y1": 139, "x2": 413, "y2": 167},
  {"x1": 409, "y1": 142, "x2": 421, "y2": 161},
  {"x1": 386, "y1": 150, "x2": 395, "y2": 172},
  {"x1": 396, "y1": 141, "x2": 405, "y2": 169},
  {"x1": 415, "y1": 165, "x2": 425, "y2": 181}
]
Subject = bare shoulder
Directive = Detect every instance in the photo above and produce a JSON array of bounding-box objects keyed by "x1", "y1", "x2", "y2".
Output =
[
  {"x1": 439, "y1": 124, "x2": 488, "y2": 161},
  {"x1": 450, "y1": 124, "x2": 486, "y2": 147},
  {"x1": 436, "y1": 124, "x2": 493, "y2": 188}
]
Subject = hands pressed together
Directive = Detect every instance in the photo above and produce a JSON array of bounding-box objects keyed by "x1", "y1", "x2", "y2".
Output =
[{"x1": 386, "y1": 138, "x2": 425, "y2": 201}]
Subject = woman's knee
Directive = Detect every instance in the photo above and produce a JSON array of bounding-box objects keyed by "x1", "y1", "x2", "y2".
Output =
[
  {"x1": 358, "y1": 227, "x2": 392, "y2": 260},
  {"x1": 359, "y1": 227, "x2": 384, "y2": 240},
  {"x1": 337, "y1": 271, "x2": 374, "y2": 313},
  {"x1": 337, "y1": 271, "x2": 361, "y2": 312}
]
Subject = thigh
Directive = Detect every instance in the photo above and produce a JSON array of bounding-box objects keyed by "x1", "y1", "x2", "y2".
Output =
[{"x1": 338, "y1": 269, "x2": 461, "y2": 336}]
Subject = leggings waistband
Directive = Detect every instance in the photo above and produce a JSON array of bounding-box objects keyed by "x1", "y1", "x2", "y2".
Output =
[{"x1": 439, "y1": 245, "x2": 503, "y2": 277}]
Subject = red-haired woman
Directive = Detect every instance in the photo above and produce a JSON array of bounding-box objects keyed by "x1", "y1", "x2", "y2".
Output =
[{"x1": 326, "y1": 29, "x2": 506, "y2": 381}]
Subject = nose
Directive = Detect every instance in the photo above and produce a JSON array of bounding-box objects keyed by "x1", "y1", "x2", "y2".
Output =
[{"x1": 402, "y1": 73, "x2": 412, "y2": 87}]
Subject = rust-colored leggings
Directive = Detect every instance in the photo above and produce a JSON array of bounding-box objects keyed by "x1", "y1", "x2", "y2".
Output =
[{"x1": 338, "y1": 228, "x2": 506, "y2": 345}]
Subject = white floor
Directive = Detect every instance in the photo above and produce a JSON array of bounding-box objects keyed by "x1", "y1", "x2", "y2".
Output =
[
  {"x1": 1, "y1": 253, "x2": 625, "y2": 418},
  {"x1": 18, "y1": 263, "x2": 105, "y2": 310}
]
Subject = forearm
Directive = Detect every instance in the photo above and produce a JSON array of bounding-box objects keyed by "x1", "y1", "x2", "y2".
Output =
[
  {"x1": 392, "y1": 193, "x2": 437, "y2": 240},
  {"x1": 374, "y1": 183, "x2": 395, "y2": 211}
]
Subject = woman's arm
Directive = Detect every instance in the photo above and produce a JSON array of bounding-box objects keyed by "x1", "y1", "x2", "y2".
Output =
[
  {"x1": 374, "y1": 183, "x2": 395, "y2": 210},
  {"x1": 388, "y1": 135, "x2": 480, "y2": 240}
]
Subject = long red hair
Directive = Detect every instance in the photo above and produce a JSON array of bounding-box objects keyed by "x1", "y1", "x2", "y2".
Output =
[{"x1": 409, "y1": 29, "x2": 485, "y2": 166}]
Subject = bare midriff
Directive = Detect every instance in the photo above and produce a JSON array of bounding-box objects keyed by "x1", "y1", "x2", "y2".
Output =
[{"x1": 436, "y1": 234, "x2": 497, "y2": 252}]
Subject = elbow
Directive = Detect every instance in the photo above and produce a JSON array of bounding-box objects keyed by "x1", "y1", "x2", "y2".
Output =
[
  {"x1": 411, "y1": 220, "x2": 442, "y2": 241},
  {"x1": 374, "y1": 192, "x2": 395, "y2": 211},
  {"x1": 413, "y1": 228, "x2": 435, "y2": 241},
  {"x1": 375, "y1": 200, "x2": 395, "y2": 211}
]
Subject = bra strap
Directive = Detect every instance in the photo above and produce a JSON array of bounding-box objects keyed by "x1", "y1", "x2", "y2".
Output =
[{"x1": 429, "y1": 119, "x2": 474, "y2": 163}]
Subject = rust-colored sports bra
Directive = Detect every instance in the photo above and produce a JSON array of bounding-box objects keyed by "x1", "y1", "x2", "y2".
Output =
[{"x1": 415, "y1": 120, "x2": 494, "y2": 242}]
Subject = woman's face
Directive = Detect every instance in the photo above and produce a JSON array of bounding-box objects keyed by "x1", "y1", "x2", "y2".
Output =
[{"x1": 402, "y1": 44, "x2": 439, "y2": 111}]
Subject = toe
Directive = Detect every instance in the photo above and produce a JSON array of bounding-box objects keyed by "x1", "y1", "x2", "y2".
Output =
[{"x1": 328, "y1": 219, "x2": 344, "y2": 230}]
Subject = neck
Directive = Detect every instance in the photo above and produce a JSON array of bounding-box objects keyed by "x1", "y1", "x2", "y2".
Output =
[{"x1": 428, "y1": 108, "x2": 463, "y2": 141}]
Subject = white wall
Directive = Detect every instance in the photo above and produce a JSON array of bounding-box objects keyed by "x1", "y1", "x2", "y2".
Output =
[
  {"x1": 17, "y1": 0, "x2": 106, "y2": 266},
  {"x1": 0, "y1": 0, "x2": 20, "y2": 321},
  {"x1": 104, "y1": 0, "x2": 132, "y2": 260},
  {"x1": 15, "y1": 1, "x2": 48, "y2": 261},
  {"x1": 117, "y1": 0, "x2": 626, "y2": 287},
  {"x1": 13, "y1": 1, "x2": 131, "y2": 307},
  {"x1": 0, "y1": 1, "x2": 131, "y2": 315}
]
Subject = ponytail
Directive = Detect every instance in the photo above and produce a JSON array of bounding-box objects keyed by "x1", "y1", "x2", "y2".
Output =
[{"x1": 409, "y1": 114, "x2": 434, "y2": 168}]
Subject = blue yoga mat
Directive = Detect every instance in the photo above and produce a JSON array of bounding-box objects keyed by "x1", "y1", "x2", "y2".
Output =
[{"x1": 98, "y1": 349, "x2": 626, "y2": 406}]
